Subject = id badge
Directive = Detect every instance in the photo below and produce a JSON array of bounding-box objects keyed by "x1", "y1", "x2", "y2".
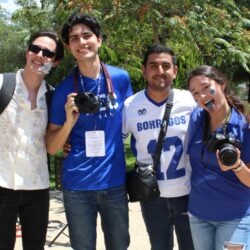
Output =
[{"x1": 85, "y1": 130, "x2": 105, "y2": 157}]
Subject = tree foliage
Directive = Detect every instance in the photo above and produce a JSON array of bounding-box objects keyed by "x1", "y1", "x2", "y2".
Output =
[
  {"x1": 0, "y1": 7, "x2": 26, "y2": 72},
  {"x1": 0, "y1": 0, "x2": 249, "y2": 97}
]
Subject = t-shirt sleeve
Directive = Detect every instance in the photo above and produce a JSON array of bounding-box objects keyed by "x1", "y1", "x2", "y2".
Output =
[
  {"x1": 49, "y1": 86, "x2": 67, "y2": 126},
  {"x1": 122, "y1": 98, "x2": 130, "y2": 140},
  {"x1": 241, "y1": 125, "x2": 250, "y2": 164},
  {"x1": 124, "y1": 72, "x2": 133, "y2": 99}
]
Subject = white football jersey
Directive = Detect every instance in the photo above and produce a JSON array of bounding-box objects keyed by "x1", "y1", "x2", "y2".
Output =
[{"x1": 123, "y1": 89, "x2": 196, "y2": 198}]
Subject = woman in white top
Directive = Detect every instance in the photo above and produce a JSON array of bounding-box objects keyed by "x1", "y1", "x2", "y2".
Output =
[{"x1": 0, "y1": 31, "x2": 63, "y2": 250}]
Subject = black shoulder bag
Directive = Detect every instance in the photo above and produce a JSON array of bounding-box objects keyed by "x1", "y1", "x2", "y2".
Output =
[
  {"x1": 0, "y1": 73, "x2": 16, "y2": 114},
  {"x1": 126, "y1": 90, "x2": 174, "y2": 202}
]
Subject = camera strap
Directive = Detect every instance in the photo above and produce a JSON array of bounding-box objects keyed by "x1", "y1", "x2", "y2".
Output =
[
  {"x1": 152, "y1": 89, "x2": 174, "y2": 172},
  {"x1": 202, "y1": 111, "x2": 210, "y2": 143},
  {"x1": 203, "y1": 108, "x2": 232, "y2": 143},
  {"x1": 202, "y1": 109, "x2": 231, "y2": 164},
  {"x1": 73, "y1": 63, "x2": 115, "y2": 106},
  {"x1": 74, "y1": 67, "x2": 102, "y2": 95},
  {"x1": 222, "y1": 107, "x2": 231, "y2": 134},
  {"x1": 101, "y1": 62, "x2": 115, "y2": 106}
]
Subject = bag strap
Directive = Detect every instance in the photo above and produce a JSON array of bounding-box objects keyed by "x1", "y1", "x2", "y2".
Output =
[
  {"x1": 0, "y1": 73, "x2": 54, "y2": 117},
  {"x1": 44, "y1": 83, "x2": 54, "y2": 173},
  {"x1": 0, "y1": 73, "x2": 16, "y2": 115},
  {"x1": 45, "y1": 83, "x2": 54, "y2": 121},
  {"x1": 152, "y1": 89, "x2": 174, "y2": 171}
]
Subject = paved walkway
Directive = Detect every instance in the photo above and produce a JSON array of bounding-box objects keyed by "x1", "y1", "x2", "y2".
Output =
[{"x1": 15, "y1": 191, "x2": 178, "y2": 250}]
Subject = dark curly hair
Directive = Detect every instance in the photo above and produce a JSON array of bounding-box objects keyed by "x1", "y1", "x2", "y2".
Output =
[
  {"x1": 142, "y1": 44, "x2": 177, "y2": 67},
  {"x1": 61, "y1": 14, "x2": 101, "y2": 44}
]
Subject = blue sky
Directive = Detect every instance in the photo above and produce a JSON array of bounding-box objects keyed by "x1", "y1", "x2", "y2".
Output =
[
  {"x1": 0, "y1": 0, "x2": 20, "y2": 14},
  {"x1": 0, "y1": 0, "x2": 40, "y2": 14}
]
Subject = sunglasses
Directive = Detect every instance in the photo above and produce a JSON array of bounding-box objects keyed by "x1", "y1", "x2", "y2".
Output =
[{"x1": 28, "y1": 44, "x2": 56, "y2": 58}]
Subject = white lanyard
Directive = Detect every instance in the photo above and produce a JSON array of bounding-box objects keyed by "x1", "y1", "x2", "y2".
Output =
[{"x1": 79, "y1": 70, "x2": 103, "y2": 97}]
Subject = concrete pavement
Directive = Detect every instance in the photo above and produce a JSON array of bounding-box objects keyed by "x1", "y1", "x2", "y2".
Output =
[{"x1": 15, "y1": 191, "x2": 178, "y2": 250}]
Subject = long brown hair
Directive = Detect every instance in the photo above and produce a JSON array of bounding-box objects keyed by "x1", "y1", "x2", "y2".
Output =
[{"x1": 187, "y1": 65, "x2": 246, "y2": 115}]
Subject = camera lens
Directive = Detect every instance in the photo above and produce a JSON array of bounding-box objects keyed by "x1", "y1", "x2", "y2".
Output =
[
  {"x1": 74, "y1": 92, "x2": 100, "y2": 114},
  {"x1": 219, "y1": 143, "x2": 238, "y2": 166},
  {"x1": 75, "y1": 93, "x2": 88, "y2": 106}
]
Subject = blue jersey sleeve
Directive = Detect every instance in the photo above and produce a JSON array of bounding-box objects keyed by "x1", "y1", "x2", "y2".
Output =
[
  {"x1": 49, "y1": 73, "x2": 75, "y2": 126},
  {"x1": 124, "y1": 71, "x2": 133, "y2": 99},
  {"x1": 242, "y1": 125, "x2": 250, "y2": 164}
]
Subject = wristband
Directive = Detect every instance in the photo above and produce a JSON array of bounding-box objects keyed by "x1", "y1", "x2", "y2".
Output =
[{"x1": 232, "y1": 161, "x2": 243, "y2": 172}]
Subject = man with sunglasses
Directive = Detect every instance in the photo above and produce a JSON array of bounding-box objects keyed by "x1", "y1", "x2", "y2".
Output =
[
  {"x1": 29, "y1": 44, "x2": 58, "y2": 59},
  {"x1": 0, "y1": 31, "x2": 63, "y2": 250},
  {"x1": 46, "y1": 14, "x2": 132, "y2": 250}
]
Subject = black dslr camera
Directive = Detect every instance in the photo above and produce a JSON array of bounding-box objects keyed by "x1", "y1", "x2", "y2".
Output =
[
  {"x1": 205, "y1": 133, "x2": 241, "y2": 166},
  {"x1": 74, "y1": 92, "x2": 100, "y2": 114}
]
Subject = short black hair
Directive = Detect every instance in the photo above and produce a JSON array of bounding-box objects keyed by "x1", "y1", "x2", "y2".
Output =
[
  {"x1": 143, "y1": 44, "x2": 177, "y2": 66},
  {"x1": 61, "y1": 14, "x2": 101, "y2": 44},
  {"x1": 27, "y1": 31, "x2": 64, "y2": 61}
]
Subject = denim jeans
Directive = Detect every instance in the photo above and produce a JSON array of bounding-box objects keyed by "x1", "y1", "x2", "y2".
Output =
[
  {"x1": 63, "y1": 185, "x2": 129, "y2": 250},
  {"x1": 0, "y1": 187, "x2": 49, "y2": 250},
  {"x1": 189, "y1": 213, "x2": 250, "y2": 250},
  {"x1": 140, "y1": 195, "x2": 194, "y2": 250}
]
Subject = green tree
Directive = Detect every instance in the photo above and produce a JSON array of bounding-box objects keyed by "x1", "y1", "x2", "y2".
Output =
[
  {"x1": 1, "y1": 0, "x2": 250, "y2": 98},
  {"x1": 0, "y1": 8, "x2": 26, "y2": 72}
]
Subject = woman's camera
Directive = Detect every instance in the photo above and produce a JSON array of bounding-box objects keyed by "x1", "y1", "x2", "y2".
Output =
[
  {"x1": 74, "y1": 92, "x2": 100, "y2": 114},
  {"x1": 205, "y1": 133, "x2": 241, "y2": 166}
]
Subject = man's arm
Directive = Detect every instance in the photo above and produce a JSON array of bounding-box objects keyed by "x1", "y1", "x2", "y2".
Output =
[
  {"x1": 46, "y1": 123, "x2": 73, "y2": 155},
  {"x1": 46, "y1": 93, "x2": 79, "y2": 155}
]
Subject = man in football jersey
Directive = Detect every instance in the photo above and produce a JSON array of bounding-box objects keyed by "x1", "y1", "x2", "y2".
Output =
[
  {"x1": 123, "y1": 44, "x2": 195, "y2": 250},
  {"x1": 45, "y1": 14, "x2": 132, "y2": 250}
]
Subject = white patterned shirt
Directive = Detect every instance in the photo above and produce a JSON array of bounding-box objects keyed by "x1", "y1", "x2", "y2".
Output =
[{"x1": 0, "y1": 69, "x2": 50, "y2": 190}]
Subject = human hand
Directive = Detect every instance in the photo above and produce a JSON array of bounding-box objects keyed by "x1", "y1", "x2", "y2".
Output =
[
  {"x1": 64, "y1": 93, "x2": 80, "y2": 126},
  {"x1": 63, "y1": 141, "x2": 71, "y2": 157}
]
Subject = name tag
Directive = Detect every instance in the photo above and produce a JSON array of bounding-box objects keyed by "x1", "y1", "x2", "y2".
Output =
[{"x1": 85, "y1": 130, "x2": 105, "y2": 157}]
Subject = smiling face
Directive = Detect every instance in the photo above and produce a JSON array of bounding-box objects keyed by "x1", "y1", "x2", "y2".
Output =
[
  {"x1": 143, "y1": 52, "x2": 177, "y2": 95},
  {"x1": 25, "y1": 36, "x2": 57, "y2": 75},
  {"x1": 189, "y1": 75, "x2": 227, "y2": 113},
  {"x1": 67, "y1": 24, "x2": 102, "y2": 64}
]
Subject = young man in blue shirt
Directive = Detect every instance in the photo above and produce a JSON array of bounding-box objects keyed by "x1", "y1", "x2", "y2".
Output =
[{"x1": 46, "y1": 14, "x2": 132, "y2": 250}]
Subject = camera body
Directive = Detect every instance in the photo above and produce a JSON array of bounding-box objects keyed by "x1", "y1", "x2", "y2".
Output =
[
  {"x1": 205, "y1": 132, "x2": 241, "y2": 166},
  {"x1": 74, "y1": 92, "x2": 100, "y2": 114}
]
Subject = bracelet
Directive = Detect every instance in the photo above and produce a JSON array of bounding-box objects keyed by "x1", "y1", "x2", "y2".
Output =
[{"x1": 232, "y1": 161, "x2": 244, "y2": 172}]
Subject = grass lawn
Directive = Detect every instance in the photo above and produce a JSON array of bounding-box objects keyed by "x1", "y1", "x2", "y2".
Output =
[
  {"x1": 124, "y1": 135, "x2": 135, "y2": 171},
  {"x1": 49, "y1": 137, "x2": 135, "y2": 189}
]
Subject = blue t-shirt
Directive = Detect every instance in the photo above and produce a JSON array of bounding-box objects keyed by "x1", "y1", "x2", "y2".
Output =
[
  {"x1": 187, "y1": 107, "x2": 250, "y2": 221},
  {"x1": 50, "y1": 64, "x2": 133, "y2": 190}
]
